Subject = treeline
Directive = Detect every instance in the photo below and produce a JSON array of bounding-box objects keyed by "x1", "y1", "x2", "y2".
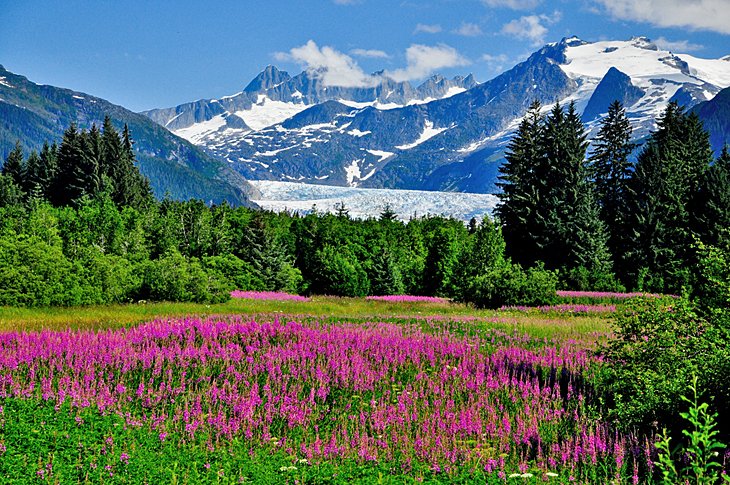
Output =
[
  {"x1": 1, "y1": 100, "x2": 727, "y2": 308},
  {"x1": 497, "y1": 100, "x2": 730, "y2": 294}
]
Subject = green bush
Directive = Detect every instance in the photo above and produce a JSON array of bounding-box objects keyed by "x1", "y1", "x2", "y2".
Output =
[
  {"x1": 139, "y1": 251, "x2": 230, "y2": 303},
  {"x1": 203, "y1": 254, "x2": 265, "y2": 291},
  {"x1": 464, "y1": 262, "x2": 558, "y2": 309},
  {"x1": 313, "y1": 245, "x2": 370, "y2": 297},
  {"x1": 69, "y1": 248, "x2": 141, "y2": 305},
  {"x1": 560, "y1": 265, "x2": 626, "y2": 292},
  {"x1": 594, "y1": 297, "x2": 730, "y2": 437},
  {"x1": 0, "y1": 233, "x2": 71, "y2": 307}
]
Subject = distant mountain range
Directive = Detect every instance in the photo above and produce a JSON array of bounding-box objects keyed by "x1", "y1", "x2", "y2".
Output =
[
  {"x1": 2, "y1": 36, "x2": 728, "y2": 204},
  {"x1": 0, "y1": 66, "x2": 256, "y2": 206},
  {"x1": 145, "y1": 36, "x2": 730, "y2": 193}
]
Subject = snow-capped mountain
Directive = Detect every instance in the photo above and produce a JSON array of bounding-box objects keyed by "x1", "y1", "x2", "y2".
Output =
[
  {"x1": 142, "y1": 66, "x2": 477, "y2": 145},
  {"x1": 144, "y1": 37, "x2": 730, "y2": 194}
]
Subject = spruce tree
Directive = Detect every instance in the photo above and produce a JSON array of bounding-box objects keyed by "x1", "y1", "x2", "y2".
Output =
[
  {"x1": 51, "y1": 123, "x2": 85, "y2": 206},
  {"x1": 119, "y1": 124, "x2": 152, "y2": 208},
  {"x1": 37, "y1": 142, "x2": 58, "y2": 199},
  {"x1": 495, "y1": 100, "x2": 543, "y2": 266},
  {"x1": 538, "y1": 101, "x2": 611, "y2": 274},
  {"x1": 626, "y1": 102, "x2": 713, "y2": 291},
  {"x1": 78, "y1": 124, "x2": 104, "y2": 197},
  {"x1": 23, "y1": 150, "x2": 44, "y2": 199},
  {"x1": 370, "y1": 248, "x2": 405, "y2": 295},
  {"x1": 2, "y1": 141, "x2": 25, "y2": 189},
  {"x1": 588, "y1": 100, "x2": 634, "y2": 268},
  {"x1": 693, "y1": 145, "x2": 730, "y2": 247}
]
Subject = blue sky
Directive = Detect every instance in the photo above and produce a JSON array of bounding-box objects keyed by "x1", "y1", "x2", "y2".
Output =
[{"x1": 1, "y1": 0, "x2": 728, "y2": 112}]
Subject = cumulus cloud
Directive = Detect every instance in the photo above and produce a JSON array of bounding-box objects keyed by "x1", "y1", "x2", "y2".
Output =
[
  {"x1": 453, "y1": 22, "x2": 484, "y2": 37},
  {"x1": 654, "y1": 37, "x2": 704, "y2": 52},
  {"x1": 501, "y1": 11, "x2": 561, "y2": 46},
  {"x1": 350, "y1": 48, "x2": 391, "y2": 59},
  {"x1": 274, "y1": 40, "x2": 377, "y2": 88},
  {"x1": 593, "y1": 0, "x2": 730, "y2": 35},
  {"x1": 414, "y1": 23, "x2": 443, "y2": 34},
  {"x1": 481, "y1": 0, "x2": 542, "y2": 9},
  {"x1": 385, "y1": 44, "x2": 470, "y2": 82}
]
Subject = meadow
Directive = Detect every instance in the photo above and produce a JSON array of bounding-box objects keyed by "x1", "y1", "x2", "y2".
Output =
[{"x1": 0, "y1": 293, "x2": 667, "y2": 484}]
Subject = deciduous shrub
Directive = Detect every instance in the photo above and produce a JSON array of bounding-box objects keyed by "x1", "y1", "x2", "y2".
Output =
[{"x1": 464, "y1": 263, "x2": 558, "y2": 309}]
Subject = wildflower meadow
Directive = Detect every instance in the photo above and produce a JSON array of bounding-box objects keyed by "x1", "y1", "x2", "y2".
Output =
[{"x1": 2, "y1": 295, "x2": 715, "y2": 484}]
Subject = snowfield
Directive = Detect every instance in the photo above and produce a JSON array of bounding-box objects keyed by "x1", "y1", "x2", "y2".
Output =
[{"x1": 249, "y1": 181, "x2": 498, "y2": 222}]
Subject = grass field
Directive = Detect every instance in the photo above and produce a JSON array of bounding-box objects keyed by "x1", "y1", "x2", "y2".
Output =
[{"x1": 0, "y1": 297, "x2": 629, "y2": 483}]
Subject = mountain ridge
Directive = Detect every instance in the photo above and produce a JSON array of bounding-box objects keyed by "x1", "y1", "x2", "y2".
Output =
[
  {"x1": 0, "y1": 65, "x2": 257, "y2": 206},
  {"x1": 143, "y1": 36, "x2": 729, "y2": 193}
]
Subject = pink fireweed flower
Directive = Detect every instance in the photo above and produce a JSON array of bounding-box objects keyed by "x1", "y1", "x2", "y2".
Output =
[
  {"x1": 230, "y1": 290, "x2": 310, "y2": 301},
  {"x1": 556, "y1": 290, "x2": 673, "y2": 300},
  {"x1": 366, "y1": 295, "x2": 450, "y2": 303}
]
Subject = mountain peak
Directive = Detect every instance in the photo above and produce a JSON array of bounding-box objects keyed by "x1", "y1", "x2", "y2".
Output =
[
  {"x1": 629, "y1": 36, "x2": 658, "y2": 51},
  {"x1": 244, "y1": 65, "x2": 291, "y2": 93},
  {"x1": 561, "y1": 36, "x2": 587, "y2": 47}
]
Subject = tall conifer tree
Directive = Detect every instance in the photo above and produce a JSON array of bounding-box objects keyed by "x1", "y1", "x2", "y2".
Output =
[
  {"x1": 626, "y1": 102, "x2": 713, "y2": 291},
  {"x1": 51, "y1": 123, "x2": 84, "y2": 206},
  {"x1": 496, "y1": 100, "x2": 543, "y2": 266},
  {"x1": 588, "y1": 100, "x2": 635, "y2": 272},
  {"x1": 2, "y1": 141, "x2": 25, "y2": 188},
  {"x1": 693, "y1": 145, "x2": 730, "y2": 247}
]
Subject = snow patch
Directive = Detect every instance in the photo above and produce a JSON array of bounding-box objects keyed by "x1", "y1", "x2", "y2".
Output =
[
  {"x1": 234, "y1": 96, "x2": 310, "y2": 131},
  {"x1": 365, "y1": 149, "x2": 394, "y2": 162},
  {"x1": 395, "y1": 121, "x2": 448, "y2": 150},
  {"x1": 0, "y1": 77, "x2": 12, "y2": 88},
  {"x1": 348, "y1": 129, "x2": 371, "y2": 137},
  {"x1": 174, "y1": 114, "x2": 228, "y2": 144},
  {"x1": 344, "y1": 159, "x2": 363, "y2": 186}
]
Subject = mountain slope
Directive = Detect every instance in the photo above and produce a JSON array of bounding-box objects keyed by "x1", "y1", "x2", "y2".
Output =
[
  {"x1": 0, "y1": 66, "x2": 257, "y2": 206},
  {"x1": 692, "y1": 86, "x2": 730, "y2": 154},
  {"x1": 142, "y1": 66, "x2": 478, "y2": 146},
  {"x1": 144, "y1": 36, "x2": 730, "y2": 194}
]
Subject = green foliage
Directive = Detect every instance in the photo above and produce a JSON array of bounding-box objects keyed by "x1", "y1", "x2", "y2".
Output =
[
  {"x1": 312, "y1": 245, "x2": 370, "y2": 297},
  {"x1": 368, "y1": 248, "x2": 405, "y2": 295},
  {"x1": 497, "y1": 101, "x2": 612, "y2": 277},
  {"x1": 588, "y1": 100, "x2": 635, "y2": 273},
  {"x1": 596, "y1": 296, "x2": 730, "y2": 435},
  {"x1": 465, "y1": 263, "x2": 558, "y2": 309},
  {"x1": 626, "y1": 102, "x2": 714, "y2": 293},
  {"x1": 560, "y1": 265, "x2": 626, "y2": 292},
  {"x1": 496, "y1": 100, "x2": 543, "y2": 267},
  {"x1": 655, "y1": 376, "x2": 728, "y2": 485},
  {"x1": 694, "y1": 146, "x2": 730, "y2": 248},
  {"x1": 0, "y1": 172, "x2": 24, "y2": 207},
  {"x1": 139, "y1": 250, "x2": 230, "y2": 304},
  {"x1": 203, "y1": 254, "x2": 264, "y2": 292},
  {"x1": 0, "y1": 232, "x2": 70, "y2": 307}
]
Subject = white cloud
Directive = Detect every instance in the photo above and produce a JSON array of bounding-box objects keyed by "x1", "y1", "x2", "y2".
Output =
[
  {"x1": 333, "y1": 0, "x2": 360, "y2": 4},
  {"x1": 275, "y1": 40, "x2": 378, "y2": 88},
  {"x1": 350, "y1": 48, "x2": 391, "y2": 59},
  {"x1": 453, "y1": 22, "x2": 484, "y2": 37},
  {"x1": 414, "y1": 23, "x2": 443, "y2": 34},
  {"x1": 482, "y1": 53, "x2": 510, "y2": 72},
  {"x1": 385, "y1": 44, "x2": 470, "y2": 82},
  {"x1": 501, "y1": 11, "x2": 561, "y2": 46},
  {"x1": 593, "y1": 0, "x2": 730, "y2": 35},
  {"x1": 654, "y1": 37, "x2": 704, "y2": 52},
  {"x1": 481, "y1": 0, "x2": 542, "y2": 9}
]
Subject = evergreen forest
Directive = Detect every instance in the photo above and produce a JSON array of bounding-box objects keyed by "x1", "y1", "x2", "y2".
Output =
[{"x1": 1, "y1": 102, "x2": 729, "y2": 309}]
